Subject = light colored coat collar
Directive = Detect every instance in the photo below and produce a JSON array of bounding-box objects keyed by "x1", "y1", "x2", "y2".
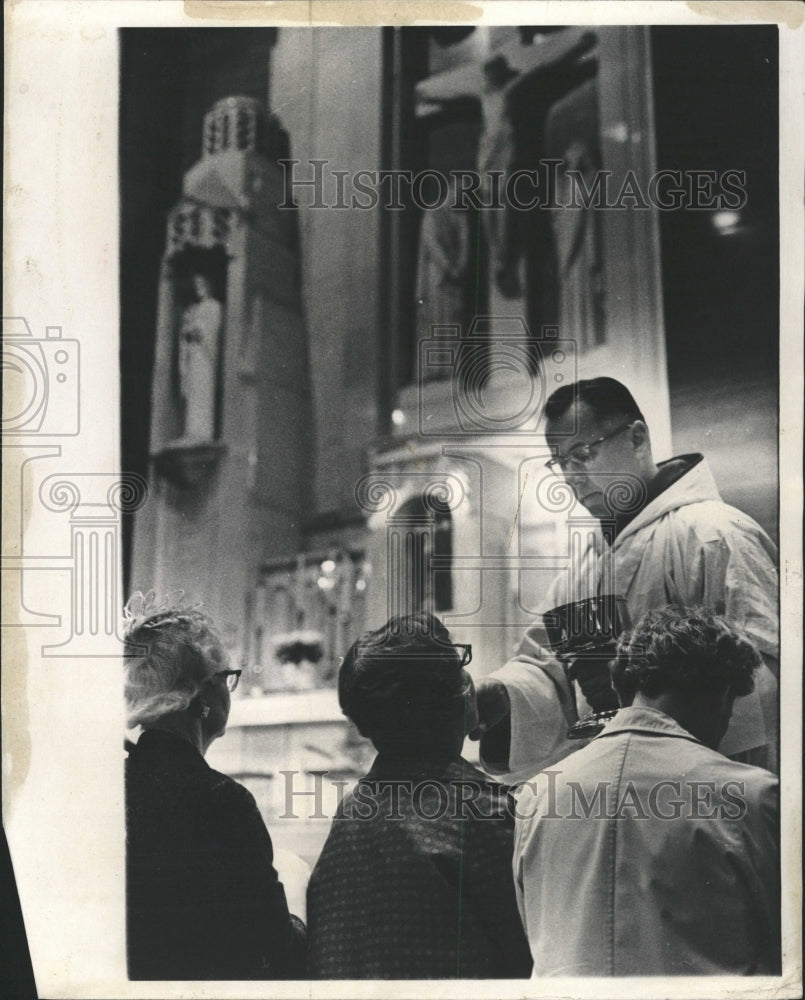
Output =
[
  {"x1": 597, "y1": 704, "x2": 705, "y2": 746},
  {"x1": 613, "y1": 455, "x2": 721, "y2": 549}
]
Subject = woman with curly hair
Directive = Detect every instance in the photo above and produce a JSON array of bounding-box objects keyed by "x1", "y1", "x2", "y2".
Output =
[
  {"x1": 513, "y1": 605, "x2": 780, "y2": 977},
  {"x1": 123, "y1": 592, "x2": 306, "y2": 980}
]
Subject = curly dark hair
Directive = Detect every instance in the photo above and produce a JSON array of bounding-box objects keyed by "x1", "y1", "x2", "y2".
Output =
[
  {"x1": 338, "y1": 612, "x2": 466, "y2": 742},
  {"x1": 610, "y1": 605, "x2": 760, "y2": 703}
]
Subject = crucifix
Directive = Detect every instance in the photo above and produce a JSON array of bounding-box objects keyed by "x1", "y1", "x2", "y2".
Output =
[{"x1": 414, "y1": 27, "x2": 599, "y2": 341}]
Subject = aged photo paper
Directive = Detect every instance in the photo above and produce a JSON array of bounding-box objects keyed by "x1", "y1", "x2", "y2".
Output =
[{"x1": 2, "y1": 1, "x2": 803, "y2": 997}]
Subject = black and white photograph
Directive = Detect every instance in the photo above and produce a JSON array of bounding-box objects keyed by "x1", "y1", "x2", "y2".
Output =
[{"x1": 2, "y1": 2, "x2": 803, "y2": 997}]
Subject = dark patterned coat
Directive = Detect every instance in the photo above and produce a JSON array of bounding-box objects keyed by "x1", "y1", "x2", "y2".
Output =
[
  {"x1": 307, "y1": 754, "x2": 532, "y2": 979},
  {"x1": 125, "y1": 729, "x2": 306, "y2": 980}
]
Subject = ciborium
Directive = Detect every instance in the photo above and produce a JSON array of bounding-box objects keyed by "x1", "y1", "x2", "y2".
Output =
[{"x1": 542, "y1": 595, "x2": 631, "y2": 739}]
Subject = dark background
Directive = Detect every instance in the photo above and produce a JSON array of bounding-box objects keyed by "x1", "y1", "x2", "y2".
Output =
[
  {"x1": 651, "y1": 26, "x2": 778, "y2": 384},
  {"x1": 120, "y1": 26, "x2": 780, "y2": 578}
]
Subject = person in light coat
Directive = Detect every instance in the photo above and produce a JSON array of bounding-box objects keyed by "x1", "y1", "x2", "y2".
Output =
[
  {"x1": 471, "y1": 377, "x2": 778, "y2": 779},
  {"x1": 512, "y1": 605, "x2": 781, "y2": 977}
]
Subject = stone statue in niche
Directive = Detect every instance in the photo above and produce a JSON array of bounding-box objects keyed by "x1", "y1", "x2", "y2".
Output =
[
  {"x1": 178, "y1": 273, "x2": 223, "y2": 440},
  {"x1": 415, "y1": 179, "x2": 471, "y2": 379}
]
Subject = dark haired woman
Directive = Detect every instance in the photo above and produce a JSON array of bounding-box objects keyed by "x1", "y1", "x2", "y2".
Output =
[{"x1": 307, "y1": 612, "x2": 532, "y2": 979}]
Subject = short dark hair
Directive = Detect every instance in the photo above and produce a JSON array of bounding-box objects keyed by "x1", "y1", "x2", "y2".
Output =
[
  {"x1": 544, "y1": 377, "x2": 645, "y2": 426},
  {"x1": 338, "y1": 612, "x2": 465, "y2": 743},
  {"x1": 610, "y1": 605, "x2": 759, "y2": 703}
]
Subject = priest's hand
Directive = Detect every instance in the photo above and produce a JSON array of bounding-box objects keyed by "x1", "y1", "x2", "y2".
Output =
[
  {"x1": 468, "y1": 678, "x2": 511, "y2": 741},
  {"x1": 565, "y1": 652, "x2": 620, "y2": 715}
]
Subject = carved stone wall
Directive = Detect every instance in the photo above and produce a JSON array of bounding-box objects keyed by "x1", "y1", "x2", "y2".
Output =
[{"x1": 132, "y1": 97, "x2": 313, "y2": 661}]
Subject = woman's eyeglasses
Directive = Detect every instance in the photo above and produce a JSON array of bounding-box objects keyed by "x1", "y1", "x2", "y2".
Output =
[
  {"x1": 450, "y1": 643, "x2": 473, "y2": 667},
  {"x1": 352, "y1": 642, "x2": 472, "y2": 666},
  {"x1": 209, "y1": 669, "x2": 242, "y2": 692}
]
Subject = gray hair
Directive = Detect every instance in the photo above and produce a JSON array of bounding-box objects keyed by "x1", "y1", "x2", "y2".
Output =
[{"x1": 123, "y1": 591, "x2": 226, "y2": 729}]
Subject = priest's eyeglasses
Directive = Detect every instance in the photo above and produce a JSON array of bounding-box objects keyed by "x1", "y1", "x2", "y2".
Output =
[{"x1": 545, "y1": 423, "x2": 634, "y2": 473}]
